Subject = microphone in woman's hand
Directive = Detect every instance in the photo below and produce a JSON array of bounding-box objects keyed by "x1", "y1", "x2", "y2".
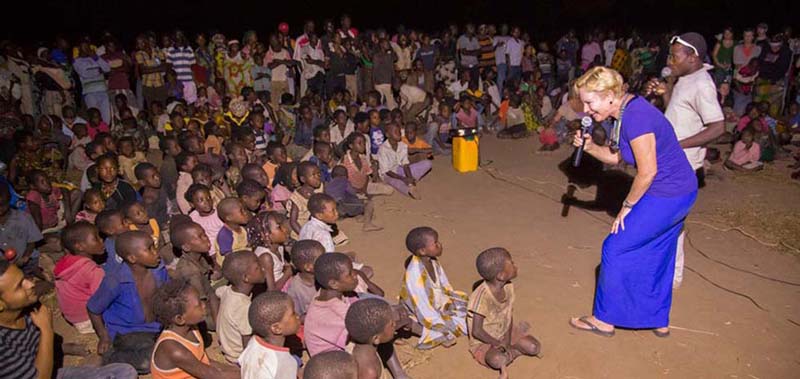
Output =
[{"x1": 573, "y1": 116, "x2": 593, "y2": 167}]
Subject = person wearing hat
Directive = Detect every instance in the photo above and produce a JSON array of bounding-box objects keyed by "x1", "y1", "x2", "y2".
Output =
[
  {"x1": 646, "y1": 32, "x2": 724, "y2": 288},
  {"x1": 755, "y1": 34, "x2": 792, "y2": 115}
]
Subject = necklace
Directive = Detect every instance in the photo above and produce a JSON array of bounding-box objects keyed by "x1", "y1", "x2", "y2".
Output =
[{"x1": 610, "y1": 94, "x2": 634, "y2": 152}]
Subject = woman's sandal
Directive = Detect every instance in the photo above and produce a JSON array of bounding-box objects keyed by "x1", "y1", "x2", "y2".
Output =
[
  {"x1": 652, "y1": 328, "x2": 671, "y2": 338},
  {"x1": 569, "y1": 316, "x2": 615, "y2": 337}
]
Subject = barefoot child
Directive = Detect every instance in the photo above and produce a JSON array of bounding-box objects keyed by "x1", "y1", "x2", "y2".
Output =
[
  {"x1": 345, "y1": 298, "x2": 397, "y2": 379},
  {"x1": 54, "y1": 222, "x2": 106, "y2": 334},
  {"x1": 239, "y1": 291, "x2": 302, "y2": 379},
  {"x1": 325, "y1": 166, "x2": 383, "y2": 232},
  {"x1": 286, "y1": 240, "x2": 326, "y2": 321},
  {"x1": 88, "y1": 231, "x2": 168, "y2": 374},
  {"x1": 216, "y1": 198, "x2": 252, "y2": 257},
  {"x1": 377, "y1": 122, "x2": 432, "y2": 199},
  {"x1": 150, "y1": 279, "x2": 240, "y2": 379},
  {"x1": 399, "y1": 226, "x2": 468, "y2": 349},
  {"x1": 246, "y1": 211, "x2": 293, "y2": 291},
  {"x1": 170, "y1": 221, "x2": 220, "y2": 330},
  {"x1": 216, "y1": 250, "x2": 265, "y2": 364},
  {"x1": 468, "y1": 248, "x2": 541, "y2": 378}
]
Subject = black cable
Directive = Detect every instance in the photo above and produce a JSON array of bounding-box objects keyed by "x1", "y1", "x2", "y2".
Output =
[{"x1": 684, "y1": 265, "x2": 766, "y2": 311}]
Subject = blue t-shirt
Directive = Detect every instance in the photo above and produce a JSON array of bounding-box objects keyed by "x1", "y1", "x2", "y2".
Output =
[
  {"x1": 618, "y1": 97, "x2": 697, "y2": 197},
  {"x1": 87, "y1": 262, "x2": 167, "y2": 339},
  {"x1": 369, "y1": 127, "x2": 385, "y2": 155}
]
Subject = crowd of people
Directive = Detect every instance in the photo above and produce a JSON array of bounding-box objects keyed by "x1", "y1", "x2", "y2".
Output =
[{"x1": 0, "y1": 14, "x2": 799, "y2": 379}]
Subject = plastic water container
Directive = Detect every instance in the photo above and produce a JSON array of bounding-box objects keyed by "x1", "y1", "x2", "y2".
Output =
[{"x1": 452, "y1": 134, "x2": 479, "y2": 173}]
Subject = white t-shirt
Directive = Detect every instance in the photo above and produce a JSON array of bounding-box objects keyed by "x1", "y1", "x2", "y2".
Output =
[
  {"x1": 377, "y1": 140, "x2": 410, "y2": 178},
  {"x1": 603, "y1": 40, "x2": 617, "y2": 66},
  {"x1": 254, "y1": 246, "x2": 286, "y2": 282},
  {"x1": 400, "y1": 84, "x2": 427, "y2": 108},
  {"x1": 505, "y1": 38, "x2": 524, "y2": 66},
  {"x1": 493, "y1": 36, "x2": 509, "y2": 65},
  {"x1": 298, "y1": 217, "x2": 335, "y2": 252},
  {"x1": 300, "y1": 43, "x2": 325, "y2": 79},
  {"x1": 664, "y1": 65, "x2": 725, "y2": 170},
  {"x1": 239, "y1": 336, "x2": 298, "y2": 379}
]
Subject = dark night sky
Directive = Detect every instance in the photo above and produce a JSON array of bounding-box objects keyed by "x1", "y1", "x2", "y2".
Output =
[{"x1": 2, "y1": 0, "x2": 798, "y2": 47}]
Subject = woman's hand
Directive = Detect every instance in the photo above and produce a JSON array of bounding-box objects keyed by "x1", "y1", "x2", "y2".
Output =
[
  {"x1": 611, "y1": 206, "x2": 632, "y2": 234},
  {"x1": 572, "y1": 130, "x2": 596, "y2": 153}
]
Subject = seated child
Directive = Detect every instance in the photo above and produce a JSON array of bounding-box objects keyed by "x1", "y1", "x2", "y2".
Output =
[
  {"x1": 0, "y1": 259, "x2": 139, "y2": 379},
  {"x1": 309, "y1": 141, "x2": 336, "y2": 182},
  {"x1": 25, "y1": 170, "x2": 66, "y2": 232},
  {"x1": 262, "y1": 142, "x2": 290, "y2": 189},
  {"x1": 224, "y1": 142, "x2": 248, "y2": 190},
  {"x1": 399, "y1": 226, "x2": 467, "y2": 349},
  {"x1": 215, "y1": 250, "x2": 265, "y2": 364},
  {"x1": 305, "y1": 253, "x2": 408, "y2": 377},
  {"x1": 175, "y1": 152, "x2": 199, "y2": 214},
  {"x1": 402, "y1": 122, "x2": 433, "y2": 163},
  {"x1": 123, "y1": 201, "x2": 175, "y2": 269},
  {"x1": 302, "y1": 351, "x2": 358, "y2": 379},
  {"x1": 286, "y1": 240, "x2": 325, "y2": 321},
  {"x1": 377, "y1": 122, "x2": 432, "y2": 199},
  {"x1": 239, "y1": 291, "x2": 301, "y2": 379},
  {"x1": 342, "y1": 133, "x2": 395, "y2": 197},
  {"x1": 150, "y1": 279, "x2": 240, "y2": 379},
  {"x1": 192, "y1": 164, "x2": 227, "y2": 208},
  {"x1": 289, "y1": 162, "x2": 324, "y2": 236},
  {"x1": 87, "y1": 231, "x2": 168, "y2": 374},
  {"x1": 271, "y1": 162, "x2": 299, "y2": 214},
  {"x1": 170, "y1": 220, "x2": 220, "y2": 329},
  {"x1": 345, "y1": 298, "x2": 397, "y2": 379},
  {"x1": 497, "y1": 95, "x2": 529, "y2": 140},
  {"x1": 237, "y1": 179, "x2": 268, "y2": 214},
  {"x1": 95, "y1": 209, "x2": 131, "y2": 273},
  {"x1": 425, "y1": 102, "x2": 454, "y2": 155},
  {"x1": 75, "y1": 188, "x2": 106, "y2": 223},
  {"x1": 725, "y1": 126, "x2": 763, "y2": 171},
  {"x1": 299, "y1": 193, "x2": 342, "y2": 253},
  {"x1": 186, "y1": 184, "x2": 225, "y2": 261},
  {"x1": 216, "y1": 198, "x2": 252, "y2": 257},
  {"x1": 54, "y1": 221, "x2": 106, "y2": 334},
  {"x1": 134, "y1": 162, "x2": 169, "y2": 229},
  {"x1": 325, "y1": 166, "x2": 382, "y2": 232},
  {"x1": 94, "y1": 154, "x2": 140, "y2": 211},
  {"x1": 246, "y1": 211, "x2": 292, "y2": 291},
  {"x1": 468, "y1": 248, "x2": 540, "y2": 378},
  {"x1": 117, "y1": 137, "x2": 147, "y2": 186},
  {"x1": 301, "y1": 125, "x2": 333, "y2": 162}
]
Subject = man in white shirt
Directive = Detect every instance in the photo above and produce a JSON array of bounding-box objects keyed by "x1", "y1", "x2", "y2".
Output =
[
  {"x1": 265, "y1": 35, "x2": 294, "y2": 107},
  {"x1": 492, "y1": 24, "x2": 510, "y2": 96},
  {"x1": 647, "y1": 32, "x2": 725, "y2": 288},
  {"x1": 457, "y1": 24, "x2": 481, "y2": 86},
  {"x1": 505, "y1": 27, "x2": 524, "y2": 84}
]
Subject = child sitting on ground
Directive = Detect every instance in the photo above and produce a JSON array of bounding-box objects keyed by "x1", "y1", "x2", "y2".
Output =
[
  {"x1": 75, "y1": 188, "x2": 105, "y2": 223},
  {"x1": 216, "y1": 198, "x2": 252, "y2": 257},
  {"x1": 185, "y1": 183, "x2": 223, "y2": 253},
  {"x1": 170, "y1": 220, "x2": 220, "y2": 330},
  {"x1": 271, "y1": 162, "x2": 299, "y2": 214},
  {"x1": 468, "y1": 248, "x2": 540, "y2": 378},
  {"x1": 25, "y1": 170, "x2": 67, "y2": 232},
  {"x1": 239, "y1": 291, "x2": 302, "y2": 379},
  {"x1": 87, "y1": 231, "x2": 168, "y2": 374},
  {"x1": 215, "y1": 250, "x2": 265, "y2": 364},
  {"x1": 247, "y1": 211, "x2": 292, "y2": 291},
  {"x1": 150, "y1": 279, "x2": 240, "y2": 379},
  {"x1": 54, "y1": 221, "x2": 106, "y2": 334},
  {"x1": 309, "y1": 141, "x2": 336, "y2": 182},
  {"x1": 725, "y1": 126, "x2": 763, "y2": 171},
  {"x1": 117, "y1": 137, "x2": 147, "y2": 186},
  {"x1": 305, "y1": 253, "x2": 408, "y2": 377},
  {"x1": 403, "y1": 122, "x2": 433, "y2": 163},
  {"x1": 325, "y1": 166, "x2": 382, "y2": 232},
  {"x1": 134, "y1": 162, "x2": 169, "y2": 229},
  {"x1": 378, "y1": 122, "x2": 432, "y2": 199},
  {"x1": 286, "y1": 240, "x2": 326, "y2": 321},
  {"x1": 95, "y1": 209, "x2": 130, "y2": 272},
  {"x1": 289, "y1": 161, "x2": 324, "y2": 235},
  {"x1": 175, "y1": 152, "x2": 199, "y2": 215},
  {"x1": 262, "y1": 142, "x2": 290, "y2": 189},
  {"x1": 192, "y1": 164, "x2": 228, "y2": 208},
  {"x1": 237, "y1": 179, "x2": 268, "y2": 215},
  {"x1": 123, "y1": 201, "x2": 175, "y2": 269},
  {"x1": 399, "y1": 226, "x2": 467, "y2": 349},
  {"x1": 303, "y1": 351, "x2": 358, "y2": 379},
  {"x1": 345, "y1": 298, "x2": 397, "y2": 379}
]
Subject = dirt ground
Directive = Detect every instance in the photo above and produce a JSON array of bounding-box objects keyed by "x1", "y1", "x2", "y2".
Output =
[{"x1": 54, "y1": 135, "x2": 800, "y2": 378}]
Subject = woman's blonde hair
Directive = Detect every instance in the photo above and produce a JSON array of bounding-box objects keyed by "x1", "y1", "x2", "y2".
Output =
[{"x1": 573, "y1": 66, "x2": 625, "y2": 98}]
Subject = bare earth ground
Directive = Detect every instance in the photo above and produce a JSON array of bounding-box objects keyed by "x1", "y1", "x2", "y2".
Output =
[{"x1": 54, "y1": 136, "x2": 800, "y2": 379}]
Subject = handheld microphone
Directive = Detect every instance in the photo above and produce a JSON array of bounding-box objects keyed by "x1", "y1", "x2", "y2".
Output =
[
  {"x1": 660, "y1": 67, "x2": 672, "y2": 80},
  {"x1": 573, "y1": 116, "x2": 593, "y2": 167}
]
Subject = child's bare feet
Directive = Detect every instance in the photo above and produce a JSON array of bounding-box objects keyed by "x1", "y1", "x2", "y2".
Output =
[
  {"x1": 362, "y1": 223, "x2": 383, "y2": 232},
  {"x1": 408, "y1": 185, "x2": 421, "y2": 200}
]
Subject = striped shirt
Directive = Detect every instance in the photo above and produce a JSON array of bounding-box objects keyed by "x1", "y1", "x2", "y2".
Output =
[
  {"x1": 166, "y1": 46, "x2": 197, "y2": 83},
  {"x1": 0, "y1": 316, "x2": 40, "y2": 379}
]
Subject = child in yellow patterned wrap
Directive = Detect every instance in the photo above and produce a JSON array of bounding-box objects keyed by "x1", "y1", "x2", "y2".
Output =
[{"x1": 399, "y1": 226, "x2": 468, "y2": 350}]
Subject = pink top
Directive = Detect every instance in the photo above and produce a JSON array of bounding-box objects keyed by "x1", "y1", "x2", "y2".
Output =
[
  {"x1": 270, "y1": 184, "x2": 292, "y2": 213},
  {"x1": 190, "y1": 209, "x2": 225, "y2": 256},
  {"x1": 342, "y1": 153, "x2": 372, "y2": 192},
  {"x1": 581, "y1": 42, "x2": 602, "y2": 70},
  {"x1": 736, "y1": 116, "x2": 768, "y2": 133},
  {"x1": 729, "y1": 141, "x2": 761, "y2": 166},
  {"x1": 87, "y1": 122, "x2": 110, "y2": 139},
  {"x1": 456, "y1": 108, "x2": 479, "y2": 129},
  {"x1": 54, "y1": 255, "x2": 105, "y2": 324},
  {"x1": 26, "y1": 188, "x2": 62, "y2": 229},
  {"x1": 74, "y1": 210, "x2": 97, "y2": 224},
  {"x1": 304, "y1": 295, "x2": 358, "y2": 356}
]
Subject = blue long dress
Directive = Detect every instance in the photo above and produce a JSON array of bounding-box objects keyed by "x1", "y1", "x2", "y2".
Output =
[{"x1": 593, "y1": 97, "x2": 698, "y2": 329}]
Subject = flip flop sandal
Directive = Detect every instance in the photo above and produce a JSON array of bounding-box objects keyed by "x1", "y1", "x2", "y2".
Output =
[
  {"x1": 652, "y1": 329, "x2": 671, "y2": 338},
  {"x1": 569, "y1": 316, "x2": 615, "y2": 337}
]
